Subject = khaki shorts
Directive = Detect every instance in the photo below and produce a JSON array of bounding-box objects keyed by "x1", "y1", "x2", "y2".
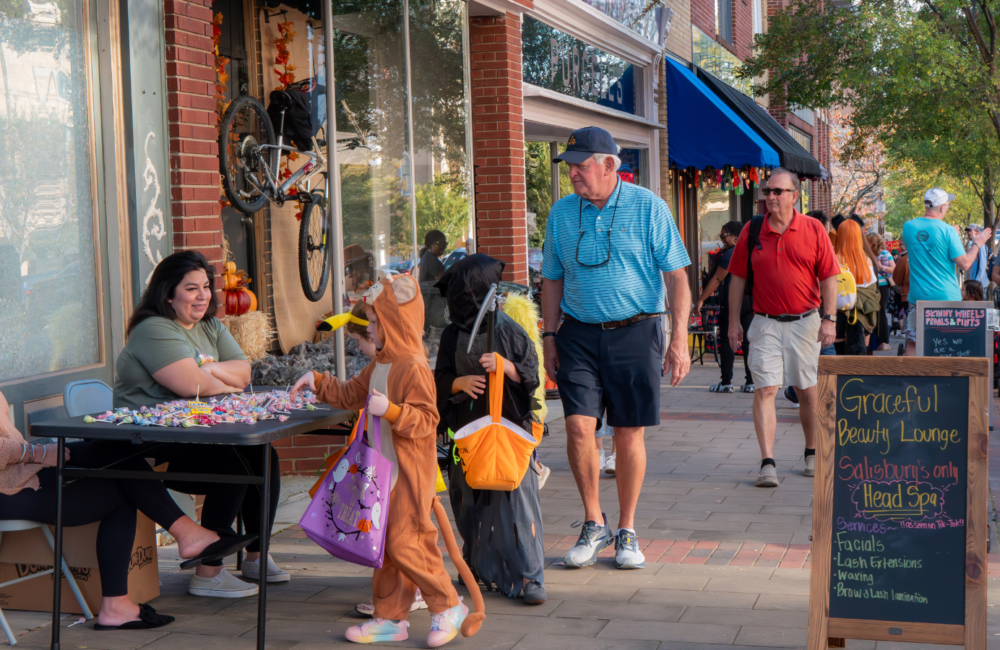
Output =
[{"x1": 747, "y1": 312, "x2": 821, "y2": 389}]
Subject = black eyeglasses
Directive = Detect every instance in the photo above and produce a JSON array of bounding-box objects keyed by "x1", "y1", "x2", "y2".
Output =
[
  {"x1": 576, "y1": 189, "x2": 621, "y2": 268},
  {"x1": 761, "y1": 187, "x2": 796, "y2": 197}
]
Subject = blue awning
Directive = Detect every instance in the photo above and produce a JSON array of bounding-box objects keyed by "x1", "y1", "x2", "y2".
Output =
[{"x1": 665, "y1": 59, "x2": 780, "y2": 170}]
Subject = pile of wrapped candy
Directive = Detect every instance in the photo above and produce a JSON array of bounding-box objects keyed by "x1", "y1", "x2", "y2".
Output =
[{"x1": 82, "y1": 389, "x2": 322, "y2": 428}]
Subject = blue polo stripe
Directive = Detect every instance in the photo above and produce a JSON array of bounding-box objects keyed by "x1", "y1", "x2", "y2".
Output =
[{"x1": 542, "y1": 179, "x2": 690, "y2": 323}]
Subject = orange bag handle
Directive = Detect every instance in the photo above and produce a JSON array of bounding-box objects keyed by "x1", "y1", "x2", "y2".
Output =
[
  {"x1": 490, "y1": 352, "x2": 504, "y2": 424},
  {"x1": 307, "y1": 408, "x2": 363, "y2": 498}
]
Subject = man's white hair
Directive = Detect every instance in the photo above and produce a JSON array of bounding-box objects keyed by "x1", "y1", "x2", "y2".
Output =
[{"x1": 593, "y1": 153, "x2": 621, "y2": 173}]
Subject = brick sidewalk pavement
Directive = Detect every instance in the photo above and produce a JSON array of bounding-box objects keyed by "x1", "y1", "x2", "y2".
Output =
[{"x1": 11, "y1": 362, "x2": 1000, "y2": 650}]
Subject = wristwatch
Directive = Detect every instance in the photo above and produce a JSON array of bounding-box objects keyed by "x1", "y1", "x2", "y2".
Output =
[
  {"x1": 820, "y1": 314, "x2": 836, "y2": 323},
  {"x1": 542, "y1": 332, "x2": 557, "y2": 338}
]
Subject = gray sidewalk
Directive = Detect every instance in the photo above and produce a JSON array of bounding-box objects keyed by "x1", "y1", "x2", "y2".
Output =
[{"x1": 9, "y1": 362, "x2": 1000, "y2": 649}]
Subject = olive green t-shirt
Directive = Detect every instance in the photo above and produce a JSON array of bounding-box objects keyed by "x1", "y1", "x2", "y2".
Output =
[{"x1": 113, "y1": 316, "x2": 247, "y2": 409}]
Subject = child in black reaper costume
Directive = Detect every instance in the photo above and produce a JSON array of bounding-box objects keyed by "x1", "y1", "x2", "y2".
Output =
[{"x1": 433, "y1": 254, "x2": 547, "y2": 605}]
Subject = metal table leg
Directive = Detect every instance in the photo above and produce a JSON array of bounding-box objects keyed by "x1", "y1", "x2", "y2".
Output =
[
  {"x1": 256, "y1": 443, "x2": 271, "y2": 650},
  {"x1": 51, "y1": 438, "x2": 65, "y2": 650}
]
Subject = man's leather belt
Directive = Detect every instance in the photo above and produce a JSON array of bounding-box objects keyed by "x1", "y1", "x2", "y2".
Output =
[
  {"x1": 755, "y1": 309, "x2": 817, "y2": 323},
  {"x1": 566, "y1": 313, "x2": 660, "y2": 330}
]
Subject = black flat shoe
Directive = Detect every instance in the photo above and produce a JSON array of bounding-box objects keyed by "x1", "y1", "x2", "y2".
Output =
[
  {"x1": 94, "y1": 603, "x2": 175, "y2": 630},
  {"x1": 179, "y1": 533, "x2": 257, "y2": 570}
]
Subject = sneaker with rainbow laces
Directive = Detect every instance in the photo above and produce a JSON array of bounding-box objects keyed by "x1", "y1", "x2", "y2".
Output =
[
  {"x1": 427, "y1": 600, "x2": 468, "y2": 647},
  {"x1": 345, "y1": 618, "x2": 409, "y2": 644}
]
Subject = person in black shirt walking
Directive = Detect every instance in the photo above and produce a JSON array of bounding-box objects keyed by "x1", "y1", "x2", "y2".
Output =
[{"x1": 694, "y1": 221, "x2": 753, "y2": 393}]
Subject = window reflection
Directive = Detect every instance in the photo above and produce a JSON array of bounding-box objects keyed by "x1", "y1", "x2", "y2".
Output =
[
  {"x1": 408, "y1": 0, "x2": 473, "y2": 329},
  {"x1": 0, "y1": 1, "x2": 101, "y2": 381}
]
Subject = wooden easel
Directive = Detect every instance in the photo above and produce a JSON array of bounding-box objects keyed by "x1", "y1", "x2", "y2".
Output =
[{"x1": 808, "y1": 357, "x2": 988, "y2": 650}]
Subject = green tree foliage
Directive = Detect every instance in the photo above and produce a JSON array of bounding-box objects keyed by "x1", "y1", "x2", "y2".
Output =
[
  {"x1": 740, "y1": 0, "x2": 1000, "y2": 233},
  {"x1": 882, "y1": 162, "x2": 980, "y2": 237}
]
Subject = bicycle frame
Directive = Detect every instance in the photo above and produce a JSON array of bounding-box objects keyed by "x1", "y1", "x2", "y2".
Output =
[{"x1": 241, "y1": 107, "x2": 329, "y2": 206}]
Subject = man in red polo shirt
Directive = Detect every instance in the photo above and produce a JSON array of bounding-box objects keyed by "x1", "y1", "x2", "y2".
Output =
[{"x1": 727, "y1": 168, "x2": 839, "y2": 488}]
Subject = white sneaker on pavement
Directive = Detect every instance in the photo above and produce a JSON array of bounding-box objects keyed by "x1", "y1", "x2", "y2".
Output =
[
  {"x1": 804, "y1": 454, "x2": 816, "y2": 477},
  {"x1": 598, "y1": 447, "x2": 606, "y2": 472},
  {"x1": 604, "y1": 453, "x2": 616, "y2": 475},
  {"x1": 755, "y1": 464, "x2": 779, "y2": 488},
  {"x1": 536, "y1": 464, "x2": 551, "y2": 490},
  {"x1": 563, "y1": 516, "x2": 614, "y2": 568},
  {"x1": 188, "y1": 568, "x2": 259, "y2": 598},
  {"x1": 241, "y1": 554, "x2": 291, "y2": 583},
  {"x1": 613, "y1": 529, "x2": 645, "y2": 569}
]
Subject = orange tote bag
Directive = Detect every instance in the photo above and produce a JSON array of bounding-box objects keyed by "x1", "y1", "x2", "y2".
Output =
[{"x1": 453, "y1": 353, "x2": 542, "y2": 490}]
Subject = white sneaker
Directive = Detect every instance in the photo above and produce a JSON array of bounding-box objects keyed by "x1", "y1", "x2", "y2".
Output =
[
  {"x1": 536, "y1": 464, "x2": 551, "y2": 490},
  {"x1": 241, "y1": 554, "x2": 291, "y2": 583},
  {"x1": 804, "y1": 454, "x2": 816, "y2": 477},
  {"x1": 604, "y1": 453, "x2": 616, "y2": 475},
  {"x1": 598, "y1": 447, "x2": 606, "y2": 471},
  {"x1": 189, "y1": 568, "x2": 259, "y2": 598},
  {"x1": 563, "y1": 516, "x2": 614, "y2": 568},
  {"x1": 356, "y1": 589, "x2": 428, "y2": 616},
  {"x1": 613, "y1": 529, "x2": 645, "y2": 569}
]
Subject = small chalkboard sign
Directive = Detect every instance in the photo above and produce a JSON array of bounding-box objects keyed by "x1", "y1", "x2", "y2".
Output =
[
  {"x1": 916, "y1": 301, "x2": 991, "y2": 360},
  {"x1": 809, "y1": 357, "x2": 988, "y2": 650}
]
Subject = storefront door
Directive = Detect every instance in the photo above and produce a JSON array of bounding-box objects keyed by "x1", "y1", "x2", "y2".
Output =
[{"x1": 217, "y1": 0, "x2": 258, "y2": 285}]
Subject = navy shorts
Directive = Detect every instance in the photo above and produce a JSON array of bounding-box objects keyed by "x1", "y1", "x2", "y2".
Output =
[{"x1": 555, "y1": 316, "x2": 664, "y2": 428}]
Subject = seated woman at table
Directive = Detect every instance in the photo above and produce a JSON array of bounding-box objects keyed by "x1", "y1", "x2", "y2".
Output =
[
  {"x1": 112, "y1": 250, "x2": 286, "y2": 598},
  {"x1": 0, "y1": 390, "x2": 254, "y2": 630}
]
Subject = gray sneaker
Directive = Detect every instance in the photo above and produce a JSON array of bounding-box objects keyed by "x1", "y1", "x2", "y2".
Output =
[
  {"x1": 613, "y1": 530, "x2": 645, "y2": 569},
  {"x1": 522, "y1": 580, "x2": 547, "y2": 605},
  {"x1": 755, "y1": 464, "x2": 779, "y2": 488},
  {"x1": 189, "y1": 568, "x2": 259, "y2": 598},
  {"x1": 804, "y1": 455, "x2": 815, "y2": 477},
  {"x1": 563, "y1": 516, "x2": 613, "y2": 568}
]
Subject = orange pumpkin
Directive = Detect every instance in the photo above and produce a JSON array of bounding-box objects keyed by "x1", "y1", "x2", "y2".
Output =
[{"x1": 357, "y1": 519, "x2": 372, "y2": 533}]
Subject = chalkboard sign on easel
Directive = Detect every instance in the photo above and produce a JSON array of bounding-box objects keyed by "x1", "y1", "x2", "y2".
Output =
[{"x1": 808, "y1": 357, "x2": 988, "y2": 650}]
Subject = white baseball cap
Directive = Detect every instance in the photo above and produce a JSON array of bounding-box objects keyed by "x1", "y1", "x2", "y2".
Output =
[{"x1": 924, "y1": 188, "x2": 955, "y2": 208}]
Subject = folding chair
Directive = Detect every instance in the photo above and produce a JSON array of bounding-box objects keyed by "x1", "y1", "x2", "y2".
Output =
[{"x1": 0, "y1": 521, "x2": 93, "y2": 645}]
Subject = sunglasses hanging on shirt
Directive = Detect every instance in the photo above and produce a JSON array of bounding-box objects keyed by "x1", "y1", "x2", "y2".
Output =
[{"x1": 575, "y1": 184, "x2": 622, "y2": 268}]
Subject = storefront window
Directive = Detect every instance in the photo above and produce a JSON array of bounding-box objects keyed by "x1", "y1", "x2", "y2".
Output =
[
  {"x1": 408, "y1": 0, "x2": 474, "y2": 328},
  {"x1": 327, "y1": 0, "x2": 415, "y2": 291},
  {"x1": 0, "y1": 2, "x2": 102, "y2": 381},
  {"x1": 698, "y1": 188, "x2": 731, "y2": 290},
  {"x1": 521, "y1": 16, "x2": 638, "y2": 116}
]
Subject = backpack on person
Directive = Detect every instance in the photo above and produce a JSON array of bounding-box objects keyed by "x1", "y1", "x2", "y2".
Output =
[{"x1": 836, "y1": 264, "x2": 858, "y2": 312}]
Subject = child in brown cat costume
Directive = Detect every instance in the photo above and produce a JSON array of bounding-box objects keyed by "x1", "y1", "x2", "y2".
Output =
[{"x1": 291, "y1": 275, "x2": 483, "y2": 647}]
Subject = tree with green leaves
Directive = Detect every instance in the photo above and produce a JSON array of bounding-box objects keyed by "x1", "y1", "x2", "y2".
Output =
[{"x1": 740, "y1": 0, "x2": 1000, "y2": 236}]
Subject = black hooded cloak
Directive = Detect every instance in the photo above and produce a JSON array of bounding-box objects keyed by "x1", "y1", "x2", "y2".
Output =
[{"x1": 433, "y1": 254, "x2": 545, "y2": 597}]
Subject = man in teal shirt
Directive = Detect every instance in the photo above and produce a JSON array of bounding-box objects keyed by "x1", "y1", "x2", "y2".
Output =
[{"x1": 900, "y1": 188, "x2": 992, "y2": 355}]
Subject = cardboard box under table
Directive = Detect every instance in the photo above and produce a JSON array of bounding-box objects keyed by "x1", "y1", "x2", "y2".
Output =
[
  {"x1": 30, "y1": 391, "x2": 351, "y2": 650},
  {"x1": 0, "y1": 514, "x2": 158, "y2": 614}
]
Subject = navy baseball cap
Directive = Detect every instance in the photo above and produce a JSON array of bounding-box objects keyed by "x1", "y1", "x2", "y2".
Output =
[{"x1": 552, "y1": 126, "x2": 620, "y2": 164}]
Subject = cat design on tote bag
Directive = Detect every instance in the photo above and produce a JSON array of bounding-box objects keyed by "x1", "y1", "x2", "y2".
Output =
[{"x1": 299, "y1": 402, "x2": 392, "y2": 568}]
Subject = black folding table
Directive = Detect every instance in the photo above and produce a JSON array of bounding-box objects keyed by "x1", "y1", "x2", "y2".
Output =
[{"x1": 29, "y1": 391, "x2": 352, "y2": 650}]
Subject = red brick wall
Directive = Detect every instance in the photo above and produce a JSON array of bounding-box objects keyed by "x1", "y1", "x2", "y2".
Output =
[
  {"x1": 470, "y1": 13, "x2": 528, "y2": 285},
  {"x1": 165, "y1": 0, "x2": 224, "y2": 271},
  {"x1": 691, "y1": 0, "x2": 717, "y2": 39},
  {"x1": 274, "y1": 432, "x2": 349, "y2": 476}
]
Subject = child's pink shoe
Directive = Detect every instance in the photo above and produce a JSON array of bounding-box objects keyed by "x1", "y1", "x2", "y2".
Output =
[
  {"x1": 427, "y1": 600, "x2": 468, "y2": 647},
  {"x1": 345, "y1": 618, "x2": 409, "y2": 644}
]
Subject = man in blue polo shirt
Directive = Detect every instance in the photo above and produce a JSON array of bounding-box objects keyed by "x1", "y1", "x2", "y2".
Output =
[{"x1": 542, "y1": 126, "x2": 691, "y2": 570}]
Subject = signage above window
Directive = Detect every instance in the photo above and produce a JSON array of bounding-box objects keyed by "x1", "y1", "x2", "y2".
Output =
[{"x1": 522, "y1": 16, "x2": 636, "y2": 115}]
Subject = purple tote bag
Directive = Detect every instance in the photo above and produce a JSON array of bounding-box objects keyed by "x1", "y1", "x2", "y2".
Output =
[{"x1": 299, "y1": 404, "x2": 392, "y2": 568}]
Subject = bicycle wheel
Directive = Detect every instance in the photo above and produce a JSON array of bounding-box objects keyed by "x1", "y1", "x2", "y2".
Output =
[
  {"x1": 219, "y1": 95, "x2": 276, "y2": 214},
  {"x1": 299, "y1": 193, "x2": 330, "y2": 301}
]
